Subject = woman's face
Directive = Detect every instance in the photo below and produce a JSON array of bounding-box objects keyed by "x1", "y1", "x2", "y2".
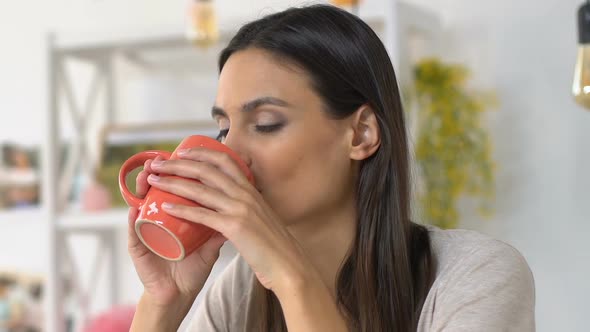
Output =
[{"x1": 214, "y1": 48, "x2": 356, "y2": 225}]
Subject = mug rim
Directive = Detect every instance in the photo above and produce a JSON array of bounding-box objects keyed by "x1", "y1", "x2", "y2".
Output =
[{"x1": 135, "y1": 219, "x2": 186, "y2": 262}]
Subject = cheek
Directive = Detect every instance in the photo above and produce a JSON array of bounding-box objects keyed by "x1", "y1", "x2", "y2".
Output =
[
  {"x1": 252, "y1": 141, "x2": 306, "y2": 190},
  {"x1": 259, "y1": 129, "x2": 335, "y2": 183},
  {"x1": 252, "y1": 130, "x2": 351, "y2": 220}
]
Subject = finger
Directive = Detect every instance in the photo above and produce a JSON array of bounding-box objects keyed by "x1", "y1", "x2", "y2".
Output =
[
  {"x1": 127, "y1": 207, "x2": 148, "y2": 255},
  {"x1": 147, "y1": 175, "x2": 236, "y2": 213},
  {"x1": 178, "y1": 148, "x2": 251, "y2": 187},
  {"x1": 195, "y1": 233, "x2": 227, "y2": 266},
  {"x1": 144, "y1": 155, "x2": 164, "y2": 174},
  {"x1": 128, "y1": 206, "x2": 138, "y2": 225},
  {"x1": 150, "y1": 159, "x2": 249, "y2": 198},
  {"x1": 135, "y1": 170, "x2": 150, "y2": 198},
  {"x1": 128, "y1": 208, "x2": 154, "y2": 258},
  {"x1": 213, "y1": 232, "x2": 228, "y2": 243},
  {"x1": 162, "y1": 203, "x2": 229, "y2": 234}
]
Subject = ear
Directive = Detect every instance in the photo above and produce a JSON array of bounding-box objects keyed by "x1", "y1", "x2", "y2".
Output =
[{"x1": 349, "y1": 104, "x2": 381, "y2": 161}]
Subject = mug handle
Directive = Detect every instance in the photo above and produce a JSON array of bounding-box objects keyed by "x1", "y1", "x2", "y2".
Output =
[{"x1": 118, "y1": 150, "x2": 173, "y2": 208}]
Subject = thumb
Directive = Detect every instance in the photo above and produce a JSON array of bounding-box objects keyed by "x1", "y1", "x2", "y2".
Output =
[
  {"x1": 127, "y1": 207, "x2": 150, "y2": 256},
  {"x1": 197, "y1": 233, "x2": 227, "y2": 266}
]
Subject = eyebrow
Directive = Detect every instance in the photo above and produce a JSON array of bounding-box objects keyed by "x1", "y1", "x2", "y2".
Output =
[{"x1": 211, "y1": 96, "x2": 290, "y2": 118}]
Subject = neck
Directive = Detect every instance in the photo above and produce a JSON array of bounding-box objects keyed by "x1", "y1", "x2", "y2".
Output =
[{"x1": 287, "y1": 197, "x2": 357, "y2": 298}]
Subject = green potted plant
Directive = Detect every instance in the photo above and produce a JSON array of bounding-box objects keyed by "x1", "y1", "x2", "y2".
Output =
[{"x1": 407, "y1": 58, "x2": 496, "y2": 229}]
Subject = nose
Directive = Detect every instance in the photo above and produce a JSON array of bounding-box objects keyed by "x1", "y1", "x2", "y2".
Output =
[{"x1": 222, "y1": 132, "x2": 252, "y2": 168}]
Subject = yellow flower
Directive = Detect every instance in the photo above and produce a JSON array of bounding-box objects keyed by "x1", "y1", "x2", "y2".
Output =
[{"x1": 410, "y1": 58, "x2": 496, "y2": 229}]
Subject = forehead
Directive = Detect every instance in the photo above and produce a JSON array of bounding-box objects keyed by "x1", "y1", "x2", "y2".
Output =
[{"x1": 215, "y1": 48, "x2": 317, "y2": 108}]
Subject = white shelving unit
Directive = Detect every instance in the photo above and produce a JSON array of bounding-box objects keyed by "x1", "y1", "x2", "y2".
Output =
[
  {"x1": 44, "y1": 26, "x2": 237, "y2": 332},
  {"x1": 43, "y1": 5, "x2": 398, "y2": 332},
  {"x1": 58, "y1": 209, "x2": 129, "y2": 231},
  {"x1": 0, "y1": 209, "x2": 45, "y2": 225}
]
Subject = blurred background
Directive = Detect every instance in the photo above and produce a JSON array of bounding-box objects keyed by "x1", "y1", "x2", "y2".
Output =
[{"x1": 0, "y1": 0, "x2": 588, "y2": 331}]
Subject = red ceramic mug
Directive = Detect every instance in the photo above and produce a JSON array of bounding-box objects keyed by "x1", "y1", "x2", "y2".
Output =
[{"x1": 119, "y1": 135, "x2": 254, "y2": 261}]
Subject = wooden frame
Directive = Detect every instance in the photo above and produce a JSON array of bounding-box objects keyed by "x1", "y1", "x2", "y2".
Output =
[{"x1": 0, "y1": 143, "x2": 41, "y2": 210}]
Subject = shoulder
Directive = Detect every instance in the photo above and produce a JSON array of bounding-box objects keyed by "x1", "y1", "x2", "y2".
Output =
[
  {"x1": 419, "y1": 226, "x2": 536, "y2": 331},
  {"x1": 426, "y1": 225, "x2": 533, "y2": 281}
]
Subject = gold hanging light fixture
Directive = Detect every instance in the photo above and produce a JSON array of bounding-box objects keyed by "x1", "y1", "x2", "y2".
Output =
[
  {"x1": 185, "y1": 0, "x2": 219, "y2": 47},
  {"x1": 329, "y1": 0, "x2": 361, "y2": 15},
  {"x1": 572, "y1": 0, "x2": 590, "y2": 109}
]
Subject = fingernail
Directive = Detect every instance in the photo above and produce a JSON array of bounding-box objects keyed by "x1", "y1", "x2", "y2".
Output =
[
  {"x1": 162, "y1": 202, "x2": 174, "y2": 209},
  {"x1": 148, "y1": 174, "x2": 160, "y2": 182},
  {"x1": 151, "y1": 160, "x2": 164, "y2": 167},
  {"x1": 177, "y1": 148, "x2": 189, "y2": 156}
]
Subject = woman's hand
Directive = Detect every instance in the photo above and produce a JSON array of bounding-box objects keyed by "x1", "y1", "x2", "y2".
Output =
[
  {"x1": 127, "y1": 156, "x2": 227, "y2": 309},
  {"x1": 147, "y1": 148, "x2": 313, "y2": 294},
  {"x1": 145, "y1": 149, "x2": 349, "y2": 331}
]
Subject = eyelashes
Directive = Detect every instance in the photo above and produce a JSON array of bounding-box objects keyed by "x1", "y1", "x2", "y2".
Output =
[
  {"x1": 254, "y1": 123, "x2": 284, "y2": 133},
  {"x1": 216, "y1": 123, "x2": 285, "y2": 141},
  {"x1": 216, "y1": 129, "x2": 229, "y2": 141}
]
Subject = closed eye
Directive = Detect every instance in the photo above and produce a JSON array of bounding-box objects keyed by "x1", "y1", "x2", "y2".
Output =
[
  {"x1": 255, "y1": 123, "x2": 284, "y2": 133},
  {"x1": 216, "y1": 123, "x2": 285, "y2": 141},
  {"x1": 216, "y1": 129, "x2": 229, "y2": 141}
]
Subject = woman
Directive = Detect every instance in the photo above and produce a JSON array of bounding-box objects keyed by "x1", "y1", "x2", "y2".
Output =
[{"x1": 128, "y1": 5, "x2": 535, "y2": 331}]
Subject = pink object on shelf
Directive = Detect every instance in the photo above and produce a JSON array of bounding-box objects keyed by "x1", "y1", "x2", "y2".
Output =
[
  {"x1": 82, "y1": 304, "x2": 136, "y2": 332},
  {"x1": 81, "y1": 179, "x2": 112, "y2": 211}
]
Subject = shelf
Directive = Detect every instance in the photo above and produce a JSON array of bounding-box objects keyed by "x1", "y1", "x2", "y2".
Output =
[
  {"x1": 0, "y1": 208, "x2": 44, "y2": 225},
  {"x1": 51, "y1": 14, "x2": 387, "y2": 59},
  {"x1": 362, "y1": 14, "x2": 386, "y2": 32},
  {"x1": 58, "y1": 208, "x2": 128, "y2": 232},
  {"x1": 397, "y1": 2, "x2": 442, "y2": 35},
  {"x1": 53, "y1": 25, "x2": 237, "y2": 59}
]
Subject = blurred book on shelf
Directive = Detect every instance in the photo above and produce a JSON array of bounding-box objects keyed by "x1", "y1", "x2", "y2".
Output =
[
  {"x1": 0, "y1": 270, "x2": 44, "y2": 332},
  {"x1": 0, "y1": 143, "x2": 41, "y2": 211}
]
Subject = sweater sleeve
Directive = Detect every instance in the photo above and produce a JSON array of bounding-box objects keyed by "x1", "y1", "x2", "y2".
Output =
[
  {"x1": 184, "y1": 255, "x2": 254, "y2": 332},
  {"x1": 185, "y1": 262, "x2": 234, "y2": 332},
  {"x1": 419, "y1": 239, "x2": 536, "y2": 332}
]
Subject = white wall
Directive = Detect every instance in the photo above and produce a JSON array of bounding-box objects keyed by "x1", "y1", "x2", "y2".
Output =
[{"x1": 404, "y1": 1, "x2": 590, "y2": 331}]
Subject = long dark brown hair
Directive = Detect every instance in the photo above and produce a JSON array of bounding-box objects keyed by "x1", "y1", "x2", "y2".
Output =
[{"x1": 218, "y1": 5, "x2": 435, "y2": 331}]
